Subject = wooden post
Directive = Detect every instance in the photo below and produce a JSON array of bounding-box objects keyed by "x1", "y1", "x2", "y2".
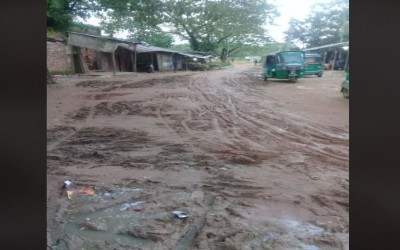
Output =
[
  {"x1": 112, "y1": 51, "x2": 117, "y2": 76},
  {"x1": 134, "y1": 50, "x2": 137, "y2": 72},
  {"x1": 322, "y1": 51, "x2": 327, "y2": 69},
  {"x1": 76, "y1": 47, "x2": 90, "y2": 73},
  {"x1": 332, "y1": 50, "x2": 337, "y2": 71},
  {"x1": 130, "y1": 52, "x2": 134, "y2": 72}
]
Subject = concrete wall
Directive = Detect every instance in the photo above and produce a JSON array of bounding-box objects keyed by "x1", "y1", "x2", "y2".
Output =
[
  {"x1": 156, "y1": 53, "x2": 175, "y2": 71},
  {"x1": 154, "y1": 53, "x2": 188, "y2": 71}
]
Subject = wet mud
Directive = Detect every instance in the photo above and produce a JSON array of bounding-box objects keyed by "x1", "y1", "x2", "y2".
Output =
[{"x1": 47, "y1": 65, "x2": 348, "y2": 249}]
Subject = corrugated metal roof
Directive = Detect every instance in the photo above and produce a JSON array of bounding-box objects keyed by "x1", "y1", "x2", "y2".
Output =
[
  {"x1": 136, "y1": 44, "x2": 176, "y2": 53},
  {"x1": 67, "y1": 32, "x2": 214, "y2": 59},
  {"x1": 303, "y1": 42, "x2": 349, "y2": 51},
  {"x1": 135, "y1": 44, "x2": 214, "y2": 59},
  {"x1": 68, "y1": 32, "x2": 141, "y2": 45}
]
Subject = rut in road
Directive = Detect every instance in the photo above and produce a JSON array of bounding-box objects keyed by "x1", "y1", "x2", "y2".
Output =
[{"x1": 153, "y1": 68, "x2": 349, "y2": 167}]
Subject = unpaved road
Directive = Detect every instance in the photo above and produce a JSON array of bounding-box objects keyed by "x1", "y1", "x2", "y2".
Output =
[{"x1": 47, "y1": 63, "x2": 348, "y2": 250}]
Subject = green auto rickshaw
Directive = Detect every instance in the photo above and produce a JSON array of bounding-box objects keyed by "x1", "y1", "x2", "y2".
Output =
[
  {"x1": 263, "y1": 51, "x2": 306, "y2": 83},
  {"x1": 304, "y1": 53, "x2": 324, "y2": 77},
  {"x1": 341, "y1": 70, "x2": 349, "y2": 98}
]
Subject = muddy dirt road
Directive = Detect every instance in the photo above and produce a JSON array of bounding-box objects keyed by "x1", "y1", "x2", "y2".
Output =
[{"x1": 47, "y1": 64, "x2": 348, "y2": 250}]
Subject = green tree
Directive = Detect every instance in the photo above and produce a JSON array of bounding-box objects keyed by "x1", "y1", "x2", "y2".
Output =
[
  {"x1": 285, "y1": 0, "x2": 349, "y2": 48},
  {"x1": 97, "y1": 0, "x2": 278, "y2": 61},
  {"x1": 47, "y1": 0, "x2": 98, "y2": 83},
  {"x1": 95, "y1": 0, "x2": 163, "y2": 37},
  {"x1": 47, "y1": 0, "x2": 98, "y2": 32},
  {"x1": 126, "y1": 29, "x2": 173, "y2": 48},
  {"x1": 169, "y1": 43, "x2": 192, "y2": 52}
]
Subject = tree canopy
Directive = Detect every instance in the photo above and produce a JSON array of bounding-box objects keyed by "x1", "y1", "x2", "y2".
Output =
[
  {"x1": 47, "y1": 0, "x2": 280, "y2": 60},
  {"x1": 47, "y1": 0, "x2": 100, "y2": 32},
  {"x1": 284, "y1": 0, "x2": 349, "y2": 48},
  {"x1": 95, "y1": 0, "x2": 278, "y2": 59}
]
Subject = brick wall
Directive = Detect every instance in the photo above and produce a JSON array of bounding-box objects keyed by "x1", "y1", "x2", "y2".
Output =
[{"x1": 47, "y1": 39, "x2": 74, "y2": 74}]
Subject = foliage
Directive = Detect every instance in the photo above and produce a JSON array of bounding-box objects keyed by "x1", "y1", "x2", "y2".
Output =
[
  {"x1": 284, "y1": 0, "x2": 349, "y2": 48},
  {"x1": 47, "y1": 0, "x2": 72, "y2": 32},
  {"x1": 71, "y1": 21, "x2": 101, "y2": 30},
  {"x1": 169, "y1": 43, "x2": 192, "y2": 52},
  {"x1": 94, "y1": 0, "x2": 163, "y2": 36},
  {"x1": 47, "y1": 0, "x2": 99, "y2": 32},
  {"x1": 216, "y1": 61, "x2": 232, "y2": 67},
  {"x1": 96, "y1": 0, "x2": 278, "y2": 61},
  {"x1": 47, "y1": 0, "x2": 281, "y2": 62},
  {"x1": 128, "y1": 30, "x2": 174, "y2": 48},
  {"x1": 229, "y1": 43, "x2": 283, "y2": 59}
]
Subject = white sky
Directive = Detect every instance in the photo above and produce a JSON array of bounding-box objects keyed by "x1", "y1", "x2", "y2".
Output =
[
  {"x1": 80, "y1": 0, "x2": 332, "y2": 43},
  {"x1": 266, "y1": 0, "x2": 331, "y2": 43}
]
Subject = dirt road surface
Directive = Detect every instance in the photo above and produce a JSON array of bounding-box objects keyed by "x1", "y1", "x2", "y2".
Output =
[{"x1": 47, "y1": 63, "x2": 348, "y2": 250}]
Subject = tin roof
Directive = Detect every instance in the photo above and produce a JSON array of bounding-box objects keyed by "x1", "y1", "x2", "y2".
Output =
[
  {"x1": 68, "y1": 32, "x2": 141, "y2": 45},
  {"x1": 67, "y1": 32, "x2": 214, "y2": 59},
  {"x1": 134, "y1": 44, "x2": 214, "y2": 59}
]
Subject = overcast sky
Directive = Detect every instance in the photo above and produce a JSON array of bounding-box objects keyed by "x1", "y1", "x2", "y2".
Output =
[
  {"x1": 81, "y1": 0, "x2": 332, "y2": 43},
  {"x1": 266, "y1": 0, "x2": 331, "y2": 43}
]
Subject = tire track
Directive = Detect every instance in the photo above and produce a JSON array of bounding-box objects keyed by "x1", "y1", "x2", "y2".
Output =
[{"x1": 185, "y1": 69, "x2": 348, "y2": 163}]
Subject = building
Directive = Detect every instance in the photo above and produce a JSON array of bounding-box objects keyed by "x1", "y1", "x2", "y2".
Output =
[{"x1": 48, "y1": 25, "x2": 214, "y2": 75}]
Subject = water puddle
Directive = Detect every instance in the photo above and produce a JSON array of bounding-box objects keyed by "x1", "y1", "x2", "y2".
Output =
[
  {"x1": 64, "y1": 199, "x2": 179, "y2": 248},
  {"x1": 58, "y1": 184, "x2": 194, "y2": 248},
  {"x1": 61, "y1": 185, "x2": 163, "y2": 247},
  {"x1": 65, "y1": 222, "x2": 150, "y2": 247},
  {"x1": 248, "y1": 218, "x2": 326, "y2": 249},
  {"x1": 280, "y1": 219, "x2": 324, "y2": 235}
]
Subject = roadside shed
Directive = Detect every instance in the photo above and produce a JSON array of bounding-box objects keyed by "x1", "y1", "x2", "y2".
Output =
[
  {"x1": 60, "y1": 32, "x2": 215, "y2": 75},
  {"x1": 67, "y1": 32, "x2": 140, "y2": 75},
  {"x1": 303, "y1": 42, "x2": 349, "y2": 70}
]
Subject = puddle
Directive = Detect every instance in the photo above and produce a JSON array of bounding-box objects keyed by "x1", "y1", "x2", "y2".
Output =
[
  {"x1": 280, "y1": 219, "x2": 324, "y2": 235},
  {"x1": 64, "y1": 201, "x2": 173, "y2": 248},
  {"x1": 299, "y1": 243, "x2": 320, "y2": 250},
  {"x1": 58, "y1": 184, "x2": 194, "y2": 248},
  {"x1": 62, "y1": 185, "x2": 163, "y2": 247},
  {"x1": 65, "y1": 186, "x2": 143, "y2": 213},
  {"x1": 65, "y1": 222, "x2": 150, "y2": 247},
  {"x1": 249, "y1": 218, "x2": 326, "y2": 250}
]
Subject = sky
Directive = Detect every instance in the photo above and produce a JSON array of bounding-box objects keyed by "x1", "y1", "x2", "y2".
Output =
[
  {"x1": 81, "y1": 0, "x2": 332, "y2": 44},
  {"x1": 266, "y1": 0, "x2": 331, "y2": 43}
]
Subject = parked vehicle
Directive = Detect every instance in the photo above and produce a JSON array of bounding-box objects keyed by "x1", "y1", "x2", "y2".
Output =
[
  {"x1": 304, "y1": 53, "x2": 324, "y2": 77},
  {"x1": 263, "y1": 51, "x2": 306, "y2": 83},
  {"x1": 137, "y1": 62, "x2": 154, "y2": 73},
  {"x1": 341, "y1": 70, "x2": 349, "y2": 98}
]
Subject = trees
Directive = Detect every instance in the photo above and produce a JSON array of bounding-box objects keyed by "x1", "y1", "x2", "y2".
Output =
[
  {"x1": 97, "y1": 0, "x2": 278, "y2": 61},
  {"x1": 47, "y1": 0, "x2": 280, "y2": 65},
  {"x1": 47, "y1": 0, "x2": 99, "y2": 32},
  {"x1": 285, "y1": 0, "x2": 349, "y2": 48},
  {"x1": 129, "y1": 31, "x2": 174, "y2": 48}
]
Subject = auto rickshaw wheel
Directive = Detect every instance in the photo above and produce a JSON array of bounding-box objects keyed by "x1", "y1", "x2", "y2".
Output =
[
  {"x1": 264, "y1": 77, "x2": 268, "y2": 81},
  {"x1": 317, "y1": 73, "x2": 323, "y2": 77},
  {"x1": 289, "y1": 77, "x2": 297, "y2": 83}
]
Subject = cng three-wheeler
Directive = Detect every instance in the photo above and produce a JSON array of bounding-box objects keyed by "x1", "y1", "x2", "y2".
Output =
[
  {"x1": 304, "y1": 53, "x2": 324, "y2": 77},
  {"x1": 263, "y1": 51, "x2": 306, "y2": 83}
]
